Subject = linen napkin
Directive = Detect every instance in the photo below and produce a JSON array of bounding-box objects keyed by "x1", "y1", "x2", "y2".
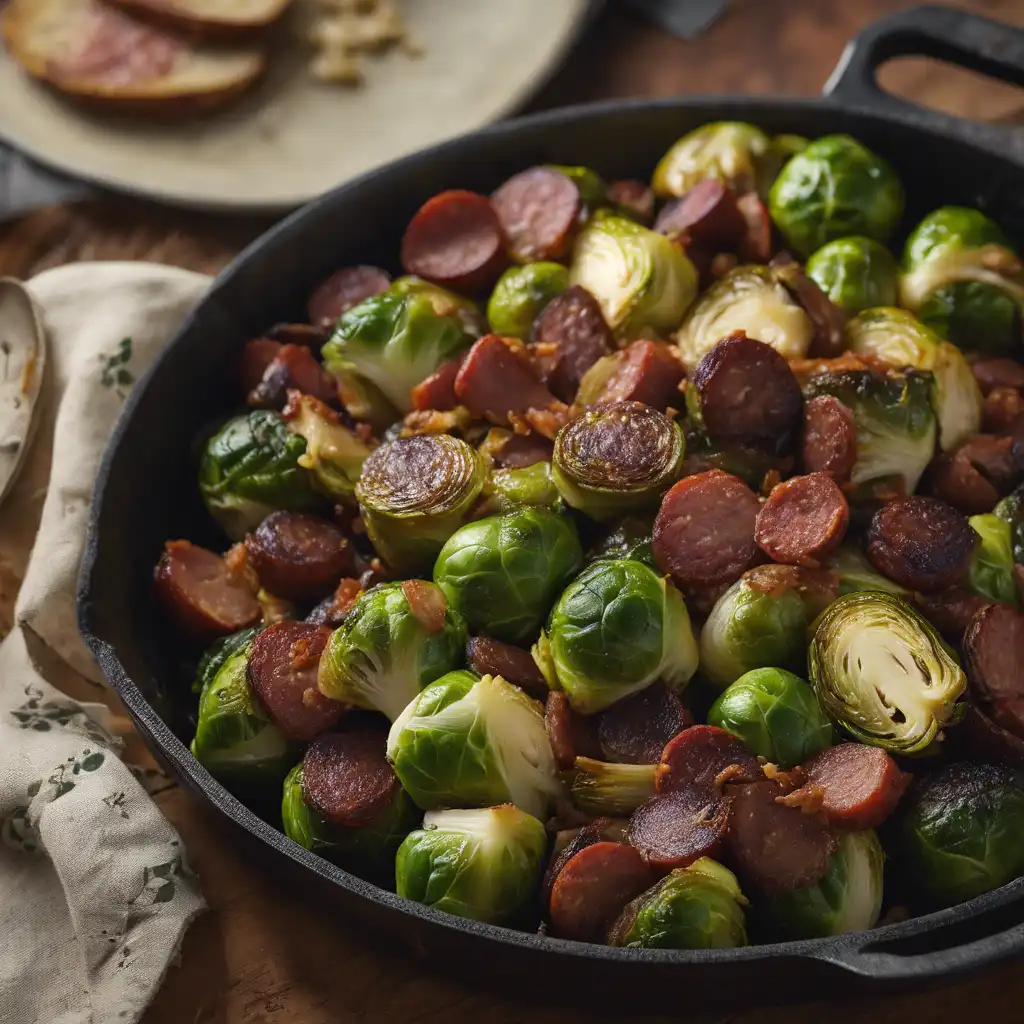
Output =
[{"x1": 0, "y1": 263, "x2": 213, "y2": 1024}]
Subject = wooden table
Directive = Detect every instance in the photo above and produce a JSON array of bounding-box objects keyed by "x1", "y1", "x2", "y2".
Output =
[{"x1": 4, "y1": 1, "x2": 1024, "y2": 1019}]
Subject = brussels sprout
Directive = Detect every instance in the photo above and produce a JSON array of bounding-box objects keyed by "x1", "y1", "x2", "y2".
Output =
[
  {"x1": 652, "y1": 121, "x2": 772, "y2": 198},
  {"x1": 551, "y1": 403, "x2": 685, "y2": 522},
  {"x1": 534, "y1": 559, "x2": 698, "y2": 714},
  {"x1": 479, "y1": 461, "x2": 564, "y2": 516},
  {"x1": 846, "y1": 307, "x2": 982, "y2": 451},
  {"x1": 281, "y1": 763, "x2": 419, "y2": 883},
  {"x1": 588, "y1": 516, "x2": 655, "y2": 568},
  {"x1": 768, "y1": 134, "x2": 904, "y2": 258},
  {"x1": 967, "y1": 513, "x2": 1020, "y2": 607},
  {"x1": 567, "y1": 758, "x2": 657, "y2": 817},
  {"x1": 395, "y1": 805, "x2": 548, "y2": 924},
  {"x1": 388, "y1": 671, "x2": 561, "y2": 816},
  {"x1": 486, "y1": 262, "x2": 571, "y2": 339},
  {"x1": 199, "y1": 411, "x2": 323, "y2": 540},
  {"x1": 322, "y1": 291, "x2": 473, "y2": 416},
  {"x1": 570, "y1": 212, "x2": 698, "y2": 338},
  {"x1": 433, "y1": 507, "x2": 582, "y2": 646},
  {"x1": 190, "y1": 640, "x2": 294, "y2": 791},
  {"x1": 356, "y1": 435, "x2": 489, "y2": 574},
  {"x1": 191, "y1": 626, "x2": 260, "y2": 694},
  {"x1": 889, "y1": 762, "x2": 1024, "y2": 908},
  {"x1": 609, "y1": 858, "x2": 748, "y2": 949},
  {"x1": 317, "y1": 581, "x2": 466, "y2": 720},
  {"x1": 805, "y1": 236, "x2": 899, "y2": 314},
  {"x1": 708, "y1": 668, "x2": 833, "y2": 769},
  {"x1": 388, "y1": 275, "x2": 486, "y2": 337},
  {"x1": 674, "y1": 265, "x2": 814, "y2": 372},
  {"x1": 901, "y1": 206, "x2": 1023, "y2": 354},
  {"x1": 822, "y1": 544, "x2": 909, "y2": 597},
  {"x1": 808, "y1": 592, "x2": 967, "y2": 753},
  {"x1": 994, "y1": 485, "x2": 1024, "y2": 563},
  {"x1": 545, "y1": 165, "x2": 608, "y2": 209},
  {"x1": 756, "y1": 831, "x2": 884, "y2": 939},
  {"x1": 803, "y1": 369, "x2": 937, "y2": 496}
]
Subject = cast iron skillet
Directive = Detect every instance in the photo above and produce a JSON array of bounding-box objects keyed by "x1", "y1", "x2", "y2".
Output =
[{"x1": 78, "y1": 5, "x2": 1024, "y2": 1008}]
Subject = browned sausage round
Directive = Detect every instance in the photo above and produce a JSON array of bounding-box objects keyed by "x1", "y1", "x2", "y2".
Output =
[
  {"x1": 692, "y1": 332, "x2": 803, "y2": 448},
  {"x1": 965, "y1": 603, "x2": 1024, "y2": 741},
  {"x1": 972, "y1": 356, "x2": 1024, "y2": 395},
  {"x1": 652, "y1": 470, "x2": 761, "y2": 590},
  {"x1": 983, "y1": 388, "x2": 1024, "y2": 435},
  {"x1": 400, "y1": 190, "x2": 507, "y2": 294},
  {"x1": 306, "y1": 578, "x2": 363, "y2": 629},
  {"x1": 866, "y1": 496, "x2": 977, "y2": 593},
  {"x1": 546, "y1": 692, "x2": 602, "y2": 771},
  {"x1": 754, "y1": 472, "x2": 849, "y2": 567},
  {"x1": 913, "y1": 588, "x2": 992, "y2": 646},
  {"x1": 491, "y1": 167, "x2": 582, "y2": 264},
  {"x1": 724, "y1": 778, "x2": 837, "y2": 895},
  {"x1": 307, "y1": 265, "x2": 392, "y2": 331},
  {"x1": 958, "y1": 704, "x2": 1024, "y2": 767},
  {"x1": 301, "y1": 719, "x2": 396, "y2": 826},
  {"x1": 929, "y1": 435, "x2": 1021, "y2": 515},
  {"x1": 248, "y1": 621, "x2": 346, "y2": 741},
  {"x1": 771, "y1": 255, "x2": 847, "y2": 359},
  {"x1": 154, "y1": 540, "x2": 260, "y2": 643},
  {"x1": 597, "y1": 683, "x2": 693, "y2": 765},
  {"x1": 532, "y1": 285, "x2": 613, "y2": 402},
  {"x1": 238, "y1": 338, "x2": 283, "y2": 396},
  {"x1": 542, "y1": 817, "x2": 612, "y2": 904},
  {"x1": 548, "y1": 841, "x2": 655, "y2": 943},
  {"x1": 653, "y1": 179, "x2": 746, "y2": 249},
  {"x1": 656, "y1": 725, "x2": 760, "y2": 795},
  {"x1": 606, "y1": 179, "x2": 655, "y2": 225},
  {"x1": 800, "y1": 744, "x2": 911, "y2": 830},
  {"x1": 627, "y1": 787, "x2": 730, "y2": 870},
  {"x1": 410, "y1": 352, "x2": 469, "y2": 412},
  {"x1": 801, "y1": 394, "x2": 857, "y2": 483},
  {"x1": 466, "y1": 637, "x2": 548, "y2": 700},
  {"x1": 454, "y1": 334, "x2": 560, "y2": 425},
  {"x1": 247, "y1": 344, "x2": 338, "y2": 410},
  {"x1": 245, "y1": 512, "x2": 353, "y2": 603},
  {"x1": 592, "y1": 339, "x2": 685, "y2": 410}
]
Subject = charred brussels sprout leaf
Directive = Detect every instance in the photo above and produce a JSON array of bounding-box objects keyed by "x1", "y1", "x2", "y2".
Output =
[
  {"x1": 805, "y1": 236, "x2": 899, "y2": 314},
  {"x1": 387, "y1": 671, "x2": 561, "y2": 818},
  {"x1": 652, "y1": 121, "x2": 772, "y2": 198},
  {"x1": 808, "y1": 592, "x2": 966, "y2": 753},
  {"x1": 433, "y1": 507, "x2": 582, "y2": 646},
  {"x1": 768, "y1": 135, "x2": 904, "y2": 258},
  {"x1": 567, "y1": 758, "x2": 657, "y2": 817},
  {"x1": 317, "y1": 581, "x2": 467, "y2": 721},
  {"x1": 480, "y1": 461, "x2": 563, "y2": 516},
  {"x1": 192, "y1": 626, "x2": 260, "y2": 694},
  {"x1": 395, "y1": 805, "x2": 548, "y2": 925},
  {"x1": 995, "y1": 485, "x2": 1024, "y2": 563},
  {"x1": 967, "y1": 513, "x2": 1020, "y2": 607},
  {"x1": 535, "y1": 558, "x2": 698, "y2": 714},
  {"x1": 199, "y1": 410, "x2": 323, "y2": 541},
  {"x1": 487, "y1": 262, "x2": 570, "y2": 339}
]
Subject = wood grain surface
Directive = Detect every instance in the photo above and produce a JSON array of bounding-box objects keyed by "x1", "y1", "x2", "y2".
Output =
[{"x1": 3, "y1": 1, "x2": 1024, "y2": 1020}]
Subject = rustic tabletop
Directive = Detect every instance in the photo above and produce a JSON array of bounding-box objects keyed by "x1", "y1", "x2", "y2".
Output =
[{"x1": 3, "y1": 0, "x2": 1024, "y2": 1020}]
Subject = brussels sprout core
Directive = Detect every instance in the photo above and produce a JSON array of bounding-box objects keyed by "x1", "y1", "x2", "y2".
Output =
[{"x1": 568, "y1": 758, "x2": 657, "y2": 817}]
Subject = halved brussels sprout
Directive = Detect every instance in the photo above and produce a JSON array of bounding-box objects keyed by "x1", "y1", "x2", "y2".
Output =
[
  {"x1": 356, "y1": 435, "x2": 489, "y2": 574},
  {"x1": 967, "y1": 513, "x2": 1020, "y2": 607},
  {"x1": 546, "y1": 165, "x2": 607, "y2": 209},
  {"x1": 552, "y1": 402, "x2": 685, "y2": 522},
  {"x1": 322, "y1": 291, "x2": 473, "y2": 415},
  {"x1": 567, "y1": 758, "x2": 657, "y2": 817},
  {"x1": 822, "y1": 544, "x2": 909, "y2": 597},
  {"x1": 609, "y1": 858, "x2": 748, "y2": 949},
  {"x1": 395, "y1": 805, "x2": 548, "y2": 925},
  {"x1": 756, "y1": 831, "x2": 884, "y2": 939},
  {"x1": 674, "y1": 265, "x2": 814, "y2": 372},
  {"x1": 191, "y1": 626, "x2": 260, "y2": 694},
  {"x1": 433, "y1": 507, "x2": 582, "y2": 646},
  {"x1": 388, "y1": 275, "x2": 487, "y2": 337},
  {"x1": 994, "y1": 485, "x2": 1024, "y2": 564},
  {"x1": 708, "y1": 668, "x2": 833, "y2": 769},
  {"x1": 805, "y1": 236, "x2": 899, "y2": 314},
  {"x1": 768, "y1": 134, "x2": 904, "y2": 258},
  {"x1": 803, "y1": 369, "x2": 937, "y2": 496},
  {"x1": 652, "y1": 121, "x2": 772, "y2": 198},
  {"x1": 387, "y1": 671, "x2": 561, "y2": 817},
  {"x1": 534, "y1": 558, "x2": 698, "y2": 714},
  {"x1": 808, "y1": 591, "x2": 967, "y2": 753},
  {"x1": 479, "y1": 461, "x2": 564, "y2": 517},
  {"x1": 486, "y1": 262, "x2": 570, "y2": 339},
  {"x1": 199, "y1": 411, "x2": 323, "y2": 540},
  {"x1": 846, "y1": 307, "x2": 982, "y2": 451},
  {"x1": 570, "y1": 212, "x2": 698, "y2": 338},
  {"x1": 317, "y1": 581, "x2": 467, "y2": 720},
  {"x1": 901, "y1": 206, "x2": 1022, "y2": 354},
  {"x1": 587, "y1": 515, "x2": 655, "y2": 568}
]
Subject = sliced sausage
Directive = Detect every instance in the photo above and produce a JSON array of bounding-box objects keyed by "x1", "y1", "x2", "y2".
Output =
[
  {"x1": 490, "y1": 431, "x2": 554, "y2": 469},
  {"x1": 248, "y1": 621, "x2": 346, "y2": 741},
  {"x1": 772, "y1": 254, "x2": 847, "y2": 359},
  {"x1": 410, "y1": 351, "x2": 469, "y2": 412},
  {"x1": 247, "y1": 344, "x2": 338, "y2": 411},
  {"x1": 724, "y1": 778, "x2": 837, "y2": 895},
  {"x1": 914, "y1": 588, "x2": 992, "y2": 646},
  {"x1": 692, "y1": 332, "x2": 803, "y2": 449},
  {"x1": 597, "y1": 683, "x2": 693, "y2": 765},
  {"x1": 652, "y1": 470, "x2": 761, "y2": 590},
  {"x1": 607, "y1": 179, "x2": 655, "y2": 225},
  {"x1": 983, "y1": 388, "x2": 1024, "y2": 435},
  {"x1": 656, "y1": 725, "x2": 760, "y2": 795},
  {"x1": 628, "y1": 786, "x2": 730, "y2": 870},
  {"x1": 491, "y1": 167, "x2": 582, "y2": 264},
  {"x1": 154, "y1": 540, "x2": 260, "y2": 643},
  {"x1": 866, "y1": 496, "x2": 977, "y2": 593},
  {"x1": 653, "y1": 179, "x2": 746, "y2": 249},
  {"x1": 532, "y1": 286, "x2": 613, "y2": 402},
  {"x1": 306, "y1": 578, "x2": 363, "y2": 628},
  {"x1": 965, "y1": 603, "x2": 1024, "y2": 741},
  {"x1": 958, "y1": 704, "x2": 1024, "y2": 767},
  {"x1": 755, "y1": 472, "x2": 849, "y2": 567},
  {"x1": 590, "y1": 339, "x2": 685, "y2": 411},
  {"x1": 467, "y1": 637, "x2": 548, "y2": 700},
  {"x1": 400, "y1": 190, "x2": 507, "y2": 294},
  {"x1": 929, "y1": 435, "x2": 1022, "y2": 515},
  {"x1": 246, "y1": 511, "x2": 355, "y2": 603},
  {"x1": 542, "y1": 817, "x2": 613, "y2": 904},
  {"x1": 972, "y1": 356, "x2": 1024, "y2": 396},
  {"x1": 799, "y1": 744, "x2": 911, "y2": 830},
  {"x1": 307, "y1": 266, "x2": 392, "y2": 331},
  {"x1": 548, "y1": 841, "x2": 655, "y2": 943},
  {"x1": 238, "y1": 338, "x2": 283, "y2": 396},
  {"x1": 801, "y1": 394, "x2": 857, "y2": 483},
  {"x1": 301, "y1": 719, "x2": 396, "y2": 826},
  {"x1": 546, "y1": 692, "x2": 602, "y2": 771}
]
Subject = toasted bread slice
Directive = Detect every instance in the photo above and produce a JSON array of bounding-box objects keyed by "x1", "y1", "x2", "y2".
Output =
[
  {"x1": 2, "y1": 0, "x2": 266, "y2": 117},
  {"x1": 105, "y1": 0, "x2": 291, "y2": 40}
]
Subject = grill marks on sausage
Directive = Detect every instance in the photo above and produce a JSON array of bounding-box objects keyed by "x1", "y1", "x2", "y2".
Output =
[
  {"x1": 597, "y1": 683, "x2": 693, "y2": 765},
  {"x1": 307, "y1": 266, "x2": 392, "y2": 331},
  {"x1": 546, "y1": 692, "x2": 602, "y2": 771},
  {"x1": 656, "y1": 725, "x2": 760, "y2": 795},
  {"x1": 628, "y1": 786, "x2": 730, "y2": 870},
  {"x1": 929, "y1": 435, "x2": 1022, "y2": 515},
  {"x1": 491, "y1": 167, "x2": 582, "y2": 264},
  {"x1": 591, "y1": 339, "x2": 685, "y2": 410},
  {"x1": 755, "y1": 472, "x2": 849, "y2": 567},
  {"x1": 532, "y1": 286, "x2": 613, "y2": 402},
  {"x1": 801, "y1": 395, "x2": 857, "y2": 483},
  {"x1": 467, "y1": 637, "x2": 548, "y2": 699},
  {"x1": 965, "y1": 603, "x2": 1024, "y2": 742}
]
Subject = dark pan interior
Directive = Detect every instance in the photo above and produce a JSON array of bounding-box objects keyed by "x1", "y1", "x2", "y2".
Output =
[{"x1": 79, "y1": 95, "x2": 1024, "y2": 1006}]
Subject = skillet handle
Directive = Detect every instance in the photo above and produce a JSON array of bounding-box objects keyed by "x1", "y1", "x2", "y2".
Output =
[{"x1": 823, "y1": 4, "x2": 1024, "y2": 158}]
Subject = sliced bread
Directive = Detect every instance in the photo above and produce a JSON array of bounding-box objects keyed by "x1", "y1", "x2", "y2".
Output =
[{"x1": 105, "y1": 0, "x2": 292, "y2": 40}]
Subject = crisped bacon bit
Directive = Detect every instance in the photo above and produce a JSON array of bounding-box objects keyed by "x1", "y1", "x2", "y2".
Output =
[
  {"x1": 290, "y1": 636, "x2": 319, "y2": 670},
  {"x1": 776, "y1": 784, "x2": 825, "y2": 815},
  {"x1": 401, "y1": 580, "x2": 447, "y2": 633},
  {"x1": 333, "y1": 578, "x2": 363, "y2": 617},
  {"x1": 523, "y1": 405, "x2": 571, "y2": 440},
  {"x1": 400, "y1": 408, "x2": 472, "y2": 437},
  {"x1": 282, "y1": 390, "x2": 341, "y2": 425},
  {"x1": 224, "y1": 542, "x2": 259, "y2": 593},
  {"x1": 302, "y1": 686, "x2": 323, "y2": 709},
  {"x1": 714, "y1": 763, "x2": 756, "y2": 790}
]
